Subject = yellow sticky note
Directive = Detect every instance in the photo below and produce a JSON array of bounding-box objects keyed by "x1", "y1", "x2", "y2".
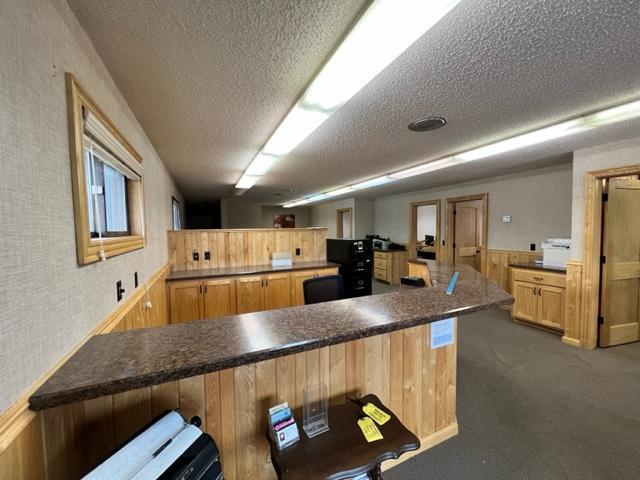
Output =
[
  {"x1": 363, "y1": 402, "x2": 391, "y2": 425},
  {"x1": 358, "y1": 417, "x2": 383, "y2": 442}
]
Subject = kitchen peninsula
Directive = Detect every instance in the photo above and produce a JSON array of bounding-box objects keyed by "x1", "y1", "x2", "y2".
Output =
[{"x1": 29, "y1": 254, "x2": 511, "y2": 479}]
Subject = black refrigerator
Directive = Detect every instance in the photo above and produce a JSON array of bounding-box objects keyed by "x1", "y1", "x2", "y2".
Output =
[{"x1": 326, "y1": 238, "x2": 373, "y2": 298}]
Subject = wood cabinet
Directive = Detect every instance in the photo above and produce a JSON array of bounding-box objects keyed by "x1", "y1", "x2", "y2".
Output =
[
  {"x1": 373, "y1": 250, "x2": 409, "y2": 285},
  {"x1": 169, "y1": 278, "x2": 236, "y2": 323},
  {"x1": 511, "y1": 268, "x2": 566, "y2": 331},
  {"x1": 170, "y1": 267, "x2": 338, "y2": 322},
  {"x1": 290, "y1": 268, "x2": 339, "y2": 306}
]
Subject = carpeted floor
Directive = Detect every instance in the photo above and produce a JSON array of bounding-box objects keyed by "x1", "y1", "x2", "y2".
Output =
[{"x1": 385, "y1": 308, "x2": 640, "y2": 480}]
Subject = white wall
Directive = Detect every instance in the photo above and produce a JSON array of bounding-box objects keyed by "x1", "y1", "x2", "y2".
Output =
[
  {"x1": 309, "y1": 198, "x2": 355, "y2": 238},
  {"x1": 374, "y1": 162, "x2": 573, "y2": 251},
  {"x1": 0, "y1": 0, "x2": 182, "y2": 412},
  {"x1": 416, "y1": 204, "x2": 437, "y2": 239},
  {"x1": 571, "y1": 137, "x2": 640, "y2": 259},
  {"x1": 354, "y1": 199, "x2": 375, "y2": 239}
]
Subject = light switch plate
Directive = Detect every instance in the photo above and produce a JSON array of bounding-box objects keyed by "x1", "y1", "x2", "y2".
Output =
[{"x1": 502, "y1": 215, "x2": 512, "y2": 223}]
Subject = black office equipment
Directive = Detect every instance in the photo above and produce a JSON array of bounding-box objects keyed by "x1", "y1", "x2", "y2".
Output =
[
  {"x1": 326, "y1": 239, "x2": 372, "y2": 298},
  {"x1": 84, "y1": 410, "x2": 223, "y2": 479},
  {"x1": 400, "y1": 276, "x2": 426, "y2": 287},
  {"x1": 303, "y1": 275, "x2": 344, "y2": 305}
]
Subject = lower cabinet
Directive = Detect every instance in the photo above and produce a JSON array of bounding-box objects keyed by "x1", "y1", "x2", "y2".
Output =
[
  {"x1": 169, "y1": 267, "x2": 339, "y2": 323},
  {"x1": 511, "y1": 268, "x2": 566, "y2": 331},
  {"x1": 169, "y1": 278, "x2": 236, "y2": 324}
]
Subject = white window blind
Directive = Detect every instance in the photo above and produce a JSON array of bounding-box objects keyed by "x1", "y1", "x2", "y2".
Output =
[{"x1": 172, "y1": 198, "x2": 181, "y2": 230}]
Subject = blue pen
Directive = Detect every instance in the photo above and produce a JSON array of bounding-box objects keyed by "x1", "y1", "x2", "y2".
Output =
[{"x1": 446, "y1": 272, "x2": 459, "y2": 295}]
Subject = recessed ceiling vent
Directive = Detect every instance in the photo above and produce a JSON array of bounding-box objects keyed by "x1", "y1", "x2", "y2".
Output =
[{"x1": 408, "y1": 116, "x2": 447, "y2": 132}]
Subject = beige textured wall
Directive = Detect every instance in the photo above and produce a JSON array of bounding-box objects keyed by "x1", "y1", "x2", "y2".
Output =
[
  {"x1": 0, "y1": 0, "x2": 182, "y2": 412},
  {"x1": 373, "y1": 162, "x2": 573, "y2": 251},
  {"x1": 571, "y1": 137, "x2": 640, "y2": 259},
  {"x1": 309, "y1": 198, "x2": 355, "y2": 238},
  {"x1": 222, "y1": 198, "x2": 310, "y2": 228}
]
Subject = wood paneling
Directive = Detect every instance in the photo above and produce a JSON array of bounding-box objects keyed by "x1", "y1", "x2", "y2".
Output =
[
  {"x1": 486, "y1": 249, "x2": 542, "y2": 295},
  {"x1": 168, "y1": 228, "x2": 328, "y2": 272},
  {"x1": 0, "y1": 264, "x2": 171, "y2": 480},
  {"x1": 563, "y1": 261, "x2": 583, "y2": 347}
]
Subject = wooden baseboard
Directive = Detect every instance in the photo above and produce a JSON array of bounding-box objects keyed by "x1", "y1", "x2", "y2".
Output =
[
  {"x1": 0, "y1": 262, "x2": 171, "y2": 455},
  {"x1": 561, "y1": 336, "x2": 582, "y2": 347},
  {"x1": 512, "y1": 318, "x2": 563, "y2": 335},
  {"x1": 381, "y1": 421, "x2": 459, "y2": 472}
]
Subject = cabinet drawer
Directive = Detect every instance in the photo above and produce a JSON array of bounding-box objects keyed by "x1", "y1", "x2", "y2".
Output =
[
  {"x1": 374, "y1": 267, "x2": 388, "y2": 281},
  {"x1": 374, "y1": 258, "x2": 387, "y2": 270},
  {"x1": 512, "y1": 268, "x2": 565, "y2": 288},
  {"x1": 374, "y1": 251, "x2": 387, "y2": 260}
]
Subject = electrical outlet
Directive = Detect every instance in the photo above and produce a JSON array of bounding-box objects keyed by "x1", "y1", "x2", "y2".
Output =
[
  {"x1": 295, "y1": 247, "x2": 301, "y2": 256},
  {"x1": 193, "y1": 251, "x2": 199, "y2": 261},
  {"x1": 134, "y1": 271, "x2": 138, "y2": 288},
  {"x1": 204, "y1": 251, "x2": 210, "y2": 260},
  {"x1": 502, "y1": 215, "x2": 512, "y2": 223},
  {"x1": 116, "y1": 280, "x2": 125, "y2": 302},
  {"x1": 530, "y1": 243, "x2": 536, "y2": 251}
]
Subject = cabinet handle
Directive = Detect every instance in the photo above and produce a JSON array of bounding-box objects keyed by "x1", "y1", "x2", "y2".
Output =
[
  {"x1": 533, "y1": 287, "x2": 538, "y2": 295},
  {"x1": 199, "y1": 284, "x2": 202, "y2": 294},
  {"x1": 205, "y1": 284, "x2": 208, "y2": 294},
  {"x1": 533, "y1": 276, "x2": 543, "y2": 281}
]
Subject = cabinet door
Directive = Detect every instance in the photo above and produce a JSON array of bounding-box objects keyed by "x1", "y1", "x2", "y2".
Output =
[
  {"x1": 538, "y1": 285, "x2": 565, "y2": 330},
  {"x1": 169, "y1": 280, "x2": 202, "y2": 324},
  {"x1": 203, "y1": 278, "x2": 236, "y2": 319},
  {"x1": 291, "y1": 270, "x2": 316, "y2": 306},
  {"x1": 236, "y1": 276, "x2": 264, "y2": 314},
  {"x1": 512, "y1": 281, "x2": 537, "y2": 322},
  {"x1": 264, "y1": 273, "x2": 292, "y2": 311}
]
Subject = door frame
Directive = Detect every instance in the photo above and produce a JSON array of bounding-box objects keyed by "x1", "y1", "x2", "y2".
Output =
[
  {"x1": 444, "y1": 193, "x2": 488, "y2": 274},
  {"x1": 336, "y1": 208, "x2": 353, "y2": 239},
  {"x1": 409, "y1": 199, "x2": 441, "y2": 260},
  {"x1": 582, "y1": 164, "x2": 640, "y2": 349}
]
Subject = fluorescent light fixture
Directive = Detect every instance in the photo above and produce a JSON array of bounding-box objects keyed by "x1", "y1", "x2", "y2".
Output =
[
  {"x1": 235, "y1": 174, "x2": 260, "y2": 189},
  {"x1": 389, "y1": 157, "x2": 462, "y2": 179},
  {"x1": 263, "y1": 106, "x2": 330, "y2": 156},
  {"x1": 351, "y1": 176, "x2": 394, "y2": 190},
  {"x1": 454, "y1": 119, "x2": 589, "y2": 162},
  {"x1": 303, "y1": 0, "x2": 461, "y2": 111},
  {"x1": 582, "y1": 99, "x2": 640, "y2": 127},
  {"x1": 306, "y1": 193, "x2": 329, "y2": 202},
  {"x1": 245, "y1": 154, "x2": 279, "y2": 176},
  {"x1": 326, "y1": 186, "x2": 355, "y2": 197},
  {"x1": 283, "y1": 198, "x2": 311, "y2": 208}
]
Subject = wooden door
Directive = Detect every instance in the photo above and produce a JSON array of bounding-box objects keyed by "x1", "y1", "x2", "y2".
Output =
[
  {"x1": 264, "y1": 273, "x2": 292, "y2": 310},
  {"x1": 236, "y1": 276, "x2": 264, "y2": 314},
  {"x1": 538, "y1": 285, "x2": 565, "y2": 330},
  {"x1": 512, "y1": 281, "x2": 537, "y2": 322},
  {"x1": 454, "y1": 203, "x2": 481, "y2": 270},
  {"x1": 600, "y1": 178, "x2": 640, "y2": 346},
  {"x1": 291, "y1": 270, "x2": 316, "y2": 306},
  {"x1": 169, "y1": 280, "x2": 202, "y2": 324},
  {"x1": 202, "y1": 278, "x2": 236, "y2": 319}
]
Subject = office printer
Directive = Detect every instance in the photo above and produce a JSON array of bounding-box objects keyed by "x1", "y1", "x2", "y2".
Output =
[{"x1": 83, "y1": 410, "x2": 222, "y2": 480}]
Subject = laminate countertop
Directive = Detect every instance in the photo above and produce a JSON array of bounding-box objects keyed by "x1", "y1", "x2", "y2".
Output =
[
  {"x1": 29, "y1": 260, "x2": 512, "y2": 411},
  {"x1": 166, "y1": 260, "x2": 340, "y2": 281}
]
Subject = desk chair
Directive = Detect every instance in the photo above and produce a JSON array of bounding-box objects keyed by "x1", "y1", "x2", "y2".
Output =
[{"x1": 303, "y1": 275, "x2": 344, "y2": 305}]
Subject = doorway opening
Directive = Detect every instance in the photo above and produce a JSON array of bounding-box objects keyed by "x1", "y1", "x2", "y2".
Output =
[
  {"x1": 409, "y1": 200, "x2": 440, "y2": 260},
  {"x1": 336, "y1": 208, "x2": 352, "y2": 239},
  {"x1": 445, "y1": 193, "x2": 488, "y2": 274},
  {"x1": 597, "y1": 175, "x2": 640, "y2": 347}
]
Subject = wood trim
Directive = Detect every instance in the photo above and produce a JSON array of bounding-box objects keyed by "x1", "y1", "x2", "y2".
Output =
[
  {"x1": 444, "y1": 193, "x2": 489, "y2": 273},
  {"x1": 581, "y1": 164, "x2": 640, "y2": 349},
  {"x1": 0, "y1": 263, "x2": 170, "y2": 456},
  {"x1": 336, "y1": 208, "x2": 353, "y2": 239},
  {"x1": 408, "y1": 199, "x2": 441, "y2": 260},
  {"x1": 65, "y1": 73, "x2": 145, "y2": 265}
]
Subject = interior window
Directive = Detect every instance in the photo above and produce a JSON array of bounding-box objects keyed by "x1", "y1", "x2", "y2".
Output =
[{"x1": 172, "y1": 197, "x2": 181, "y2": 230}]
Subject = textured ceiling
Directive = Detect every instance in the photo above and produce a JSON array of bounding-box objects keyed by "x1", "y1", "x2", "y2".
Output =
[{"x1": 68, "y1": 0, "x2": 640, "y2": 203}]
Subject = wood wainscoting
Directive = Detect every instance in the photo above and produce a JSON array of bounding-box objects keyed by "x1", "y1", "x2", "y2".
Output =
[
  {"x1": 0, "y1": 263, "x2": 171, "y2": 479},
  {"x1": 562, "y1": 261, "x2": 583, "y2": 347},
  {"x1": 168, "y1": 228, "x2": 328, "y2": 271},
  {"x1": 486, "y1": 249, "x2": 542, "y2": 295}
]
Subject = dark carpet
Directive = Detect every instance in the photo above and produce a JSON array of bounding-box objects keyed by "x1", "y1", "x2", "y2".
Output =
[{"x1": 385, "y1": 308, "x2": 640, "y2": 480}]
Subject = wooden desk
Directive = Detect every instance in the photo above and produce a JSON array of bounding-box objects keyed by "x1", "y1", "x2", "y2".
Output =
[{"x1": 268, "y1": 395, "x2": 419, "y2": 480}]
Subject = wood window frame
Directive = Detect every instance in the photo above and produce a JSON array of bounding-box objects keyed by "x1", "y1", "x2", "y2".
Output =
[
  {"x1": 581, "y1": 164, "x2": 640, "y2": 349},
  {"x1": 66, "y1": 73, "x2": 145, "y2": 265},
  {"x1": 409, "y1": 199, "x2": 441, "y2": 260},
  {"x1": 444, "y1": 193, "x2": 488, "y2": 274}
]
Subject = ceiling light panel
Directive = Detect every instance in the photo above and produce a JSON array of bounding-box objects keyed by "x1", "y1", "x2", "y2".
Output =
[
  {"x1": 245, "y1": 154, "x2": 279, "y2": 176},
  {"x1": 351, "y1": 176, "x2": 394, "y2": 190},
  {"x1": 583, "y1": 99, "x2": 640, "y2": 127},
  {"x1": 263, "y1": 106, "x2": 330, "y2": 156},
  {"x1": 235, "y1": 174, "x2": 260, "y2": 189}
]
